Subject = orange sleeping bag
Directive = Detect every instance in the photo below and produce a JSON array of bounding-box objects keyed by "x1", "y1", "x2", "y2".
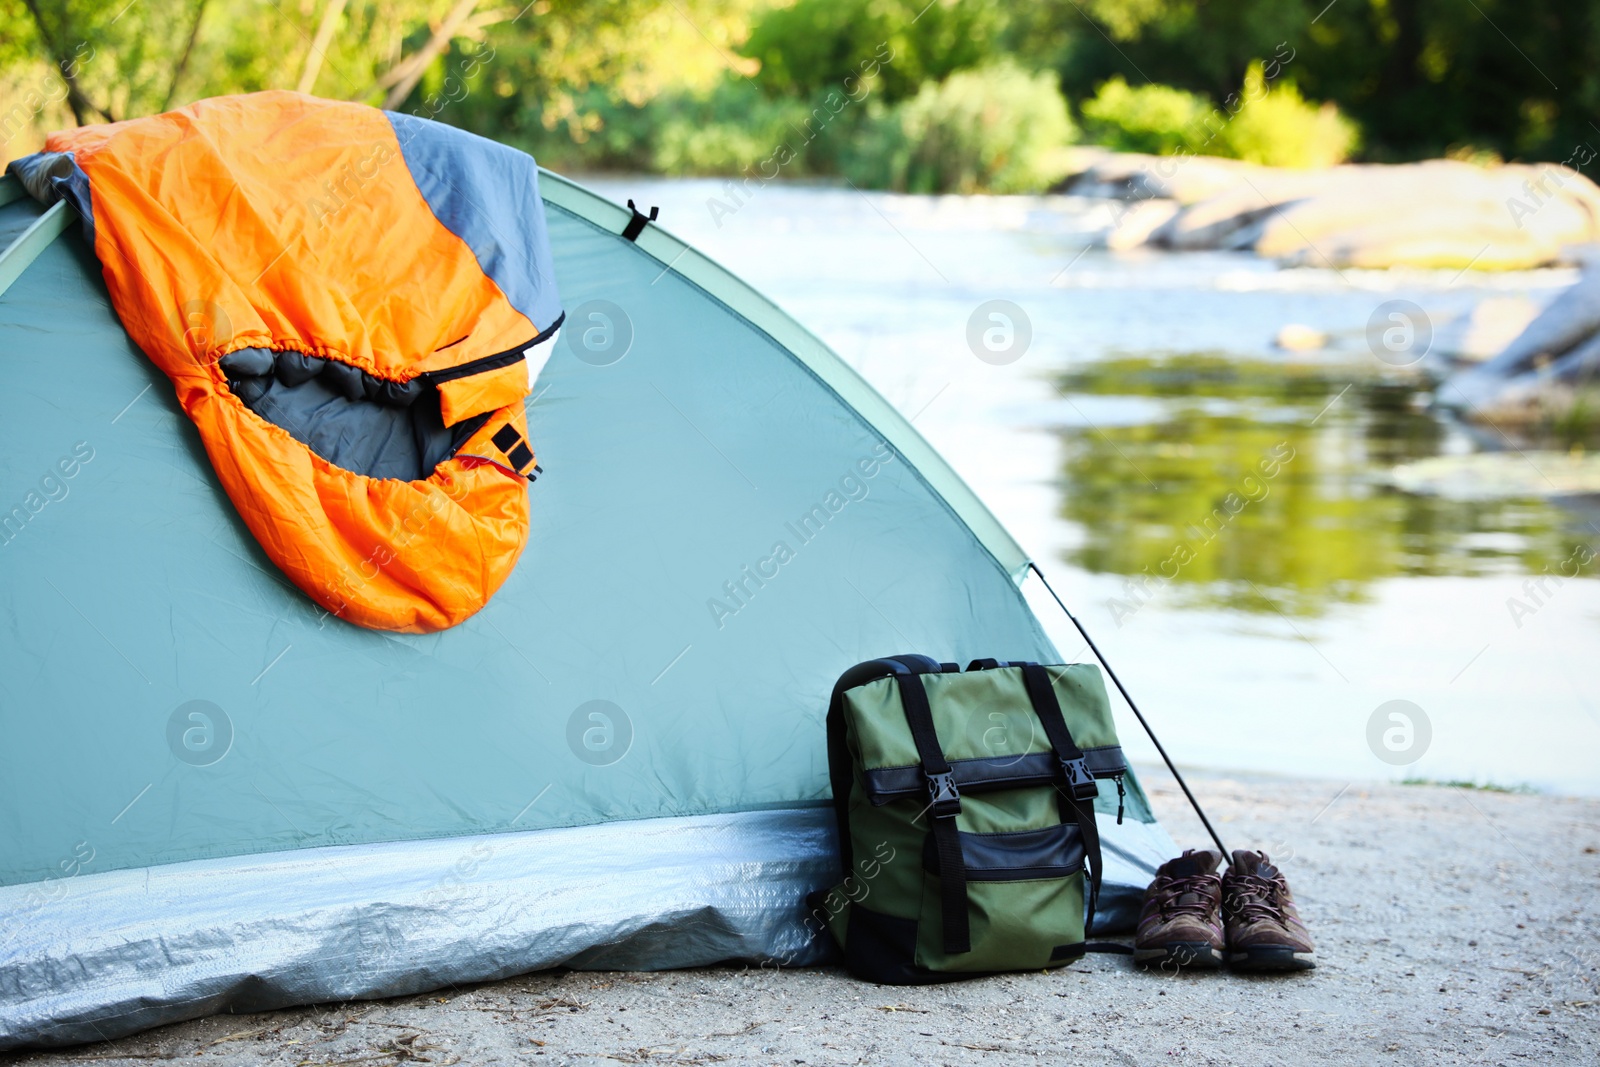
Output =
[{"x1": 25, "y1": 92, "x2": 563, "y2": 632}]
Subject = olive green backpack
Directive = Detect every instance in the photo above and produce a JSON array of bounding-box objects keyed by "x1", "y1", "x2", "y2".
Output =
[{"x1": 814, "y1": 654, "x2": 1129, "y2": 984}]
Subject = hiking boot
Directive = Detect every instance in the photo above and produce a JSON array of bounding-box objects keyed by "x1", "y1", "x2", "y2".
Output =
[
  {"x1": 1134, "y1": 848, "x2": 1225, "y2": 969},
  {"x1": 1221, "y1": 850, "x2": 1315, "y2": 971}
]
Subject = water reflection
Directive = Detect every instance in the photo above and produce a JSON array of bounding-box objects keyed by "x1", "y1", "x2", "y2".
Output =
[{"x1": 1056, "y1": 353, "x2": 1595, "y2": 617}]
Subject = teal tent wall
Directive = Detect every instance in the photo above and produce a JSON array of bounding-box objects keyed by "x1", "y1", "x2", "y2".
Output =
[
  {"x1": 0, "y1": 170, "x2": 1171, "y2": 1049},
  {"x1": 0, "y1": 173, "x2": 1112, "y2": 886}
]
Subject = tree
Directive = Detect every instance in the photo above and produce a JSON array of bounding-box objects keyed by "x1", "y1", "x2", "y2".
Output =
[
  {"x1": 1056, "y1": 0, "x2": 1600, "y2": 162},
  {"x1": 0, "y1": 0, "x2": 740, "y2": 154}
]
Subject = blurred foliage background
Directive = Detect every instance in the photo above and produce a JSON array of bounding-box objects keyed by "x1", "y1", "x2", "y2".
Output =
[{"x1": 2, "y1": 0, "x2": 1596, "y2": 191}]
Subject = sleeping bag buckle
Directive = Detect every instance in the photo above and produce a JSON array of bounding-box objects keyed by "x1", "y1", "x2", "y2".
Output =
[
  {"x1": 924, "y1": 771, "x2": 961, "y2": 818},
  {"x1": 1059, "y1": 756, "x2": 1099, "y2": 801}
]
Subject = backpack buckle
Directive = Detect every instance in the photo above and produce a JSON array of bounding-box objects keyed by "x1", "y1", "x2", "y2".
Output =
[
  {"x1": 924, "y1": 771, "x2": 961, "y2": 818},
  {"x1": 1059, "y1": 757, "x2": 1099, "y2": 801}
]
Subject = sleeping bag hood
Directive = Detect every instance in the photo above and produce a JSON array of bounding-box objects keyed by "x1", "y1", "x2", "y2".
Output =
[{"x1": 8, "y1": 91, "x2": 564, "y2": 632}]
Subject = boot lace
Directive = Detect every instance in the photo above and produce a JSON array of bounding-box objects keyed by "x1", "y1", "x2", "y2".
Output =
[
  {"x1": 1225, "y1": 873, "x2": 1288, "y2": 925},
  {"x1": 1153, "y1": 874, "x2": 1218, "y2": 918}
]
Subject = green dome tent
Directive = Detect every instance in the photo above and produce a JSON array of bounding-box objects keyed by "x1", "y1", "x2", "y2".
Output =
[{"x1": 0, "y1": 156, "x2": 1175, "y2": 1049}]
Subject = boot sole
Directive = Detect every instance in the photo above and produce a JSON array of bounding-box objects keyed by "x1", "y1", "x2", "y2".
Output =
[
  {"x1": 1133, "y1": 942, "x2": 1224, "y2": 969},
  {"x1": 1227, "y1": 946, "x2": 1315, "y2": 972}
]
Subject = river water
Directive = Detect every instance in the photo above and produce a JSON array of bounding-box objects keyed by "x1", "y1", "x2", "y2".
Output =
[{"x1": 583, "y1": 177, "x2": 1600, "y2": 796}]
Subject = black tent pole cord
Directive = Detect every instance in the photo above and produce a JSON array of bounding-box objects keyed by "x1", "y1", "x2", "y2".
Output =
[{"x1": 1028, "y1": 561, "x2": 1231, "y2": 857}]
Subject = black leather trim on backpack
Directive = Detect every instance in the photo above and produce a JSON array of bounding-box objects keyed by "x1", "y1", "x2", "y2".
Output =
[
  {"x1": 860, "y1": 746, "x2": 1128, "y2": 805},
  {"x1": 920, "y1": 824, "x2": 1085, "y2": 882},
  {"x1": 840, "y1": 903, "x2": 967, "y2": 986}
]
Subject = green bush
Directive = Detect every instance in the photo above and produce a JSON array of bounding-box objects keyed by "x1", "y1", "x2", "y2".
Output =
[
  {"x1": 1078, "y1": 64, "x2": 1359, "y2": 169},
  {"x1": 647, "y1": 80, "x2": 818, "y2": 176},
  {"x1": 1215, "y1": 63, "x2": 1358, "y2": 168},
  {"x1": 1079, "y1": 76, "x2": 1213, "y2": 155},
  {"x1": 742, "y1": 0, "x2": 1007, "y2": 104},
  {"x1": 843, "y1": 63, "x2": 1076, "y2": 194},
  {"x1": 498, "y1": 79, "x2": 824, "y2": 177}
]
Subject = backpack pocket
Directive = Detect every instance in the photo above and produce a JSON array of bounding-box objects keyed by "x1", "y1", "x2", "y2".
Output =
[{"x1": 914, "y1": 823, "x2": 1087, "y2": 972}]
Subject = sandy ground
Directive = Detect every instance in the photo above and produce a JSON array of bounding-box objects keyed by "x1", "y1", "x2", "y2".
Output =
[{"x1": 4, "y1": 766, "x2": 1597, "y2": 1067}]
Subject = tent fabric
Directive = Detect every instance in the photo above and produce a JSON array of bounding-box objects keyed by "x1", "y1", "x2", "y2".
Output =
[
  {"x1": 17, "y1": 93, "x2": 565, "y2": 633},
  {"x1": 0, "y1": 811, "x2": 842, "y2": 1048},
  {"x1": 0, "y1": 811, "x2": 1174, "y2": 1049},
  {"x1": 0, "y1": 192, "x2": 43, "y2": 248},
  {"x1": 0, "y1": 143, "x2": 1175, "y2": 1049}
]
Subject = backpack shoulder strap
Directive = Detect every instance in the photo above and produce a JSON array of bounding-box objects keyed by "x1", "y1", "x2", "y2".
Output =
[
  {"x1": 1019, "y1": 663, "x2": 1106, "y2": 939},
  {"x1": 894, "y1": 669, "x2": 970, "y2": 956},
  {"x1": 826, "y1": 655, "x2": 943, "y2": 882}
]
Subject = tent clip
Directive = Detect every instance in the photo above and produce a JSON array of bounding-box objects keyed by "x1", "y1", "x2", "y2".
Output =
[{"x1": 622, "y1": 199, "x2": 659, "y2": 242}]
